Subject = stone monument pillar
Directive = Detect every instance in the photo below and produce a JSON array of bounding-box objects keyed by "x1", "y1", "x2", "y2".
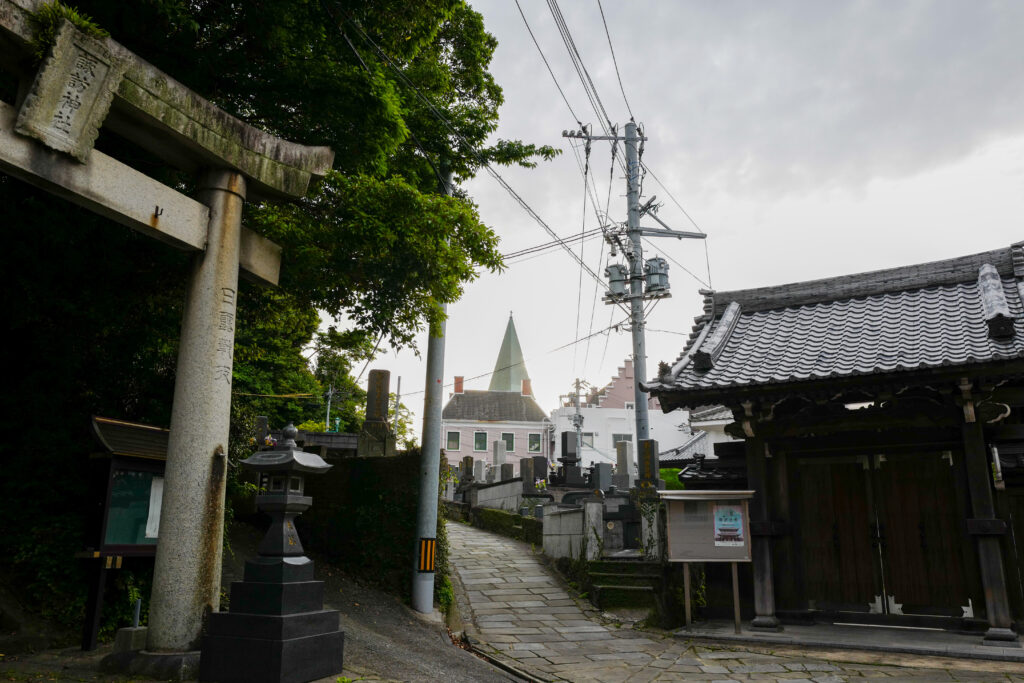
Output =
[
  {"x1": 150, "y1": 170, "x2": 245, "y2": 652},
  {"x1": 357, "y1": 369, "x2": 396, "y2": 457},
  {"x1": 593, "y1": 462, "x2": 612, "y2": 492},
  {"x1": 521, "y1": 458, "x2": 536, "y2": 493},
  {"x1": 636, "y1": 439, "x2": 664, "y2": 489},
  {"x1": 614, "y1": 440, "x2": 635, "y2": 490},
  {"x1": 492, "y1": 440, "x2": 506, "y2": 469}
]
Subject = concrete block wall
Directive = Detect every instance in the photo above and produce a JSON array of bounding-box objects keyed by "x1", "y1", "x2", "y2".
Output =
[
  {"x1": 466, "y1": 478, "x2": 523, "y2": 512},
  {"x1": 542, "y1": 502, "x2": 604, "y2": 561}
]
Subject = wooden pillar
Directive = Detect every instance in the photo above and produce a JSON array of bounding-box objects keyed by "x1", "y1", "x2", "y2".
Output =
[
  {"x1": 962, "y1": 418, "x2": 1019, "y2": 645},
  {"x1": 769, "y1": 449, "x2": 795, "y2": 609},
  {"x1": 746, "y1": 436, "x2": 781, "y2": 630}
]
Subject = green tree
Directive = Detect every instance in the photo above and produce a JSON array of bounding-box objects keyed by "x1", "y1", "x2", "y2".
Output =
[{"x1": 1, "y1": 0, "x2": 559, "y2": 637}]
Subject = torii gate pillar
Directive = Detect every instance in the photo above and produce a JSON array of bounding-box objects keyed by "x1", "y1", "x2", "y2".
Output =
[
  {"x1": 0, "y1": 3, "x2": 336, "y2": 668},
  {"x1": 149, "y1": 170, "x2": 246, "y2": 651}
]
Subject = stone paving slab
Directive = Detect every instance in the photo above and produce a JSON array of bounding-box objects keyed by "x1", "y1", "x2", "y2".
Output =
[{"x1": 447, "y1": 521, "x2": 1024, "y2": 682}]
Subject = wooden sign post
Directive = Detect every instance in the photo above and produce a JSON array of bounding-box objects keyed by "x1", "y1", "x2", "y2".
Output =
[{"x1": 660, "y1": 490, "x2": 754, "y2": 634}]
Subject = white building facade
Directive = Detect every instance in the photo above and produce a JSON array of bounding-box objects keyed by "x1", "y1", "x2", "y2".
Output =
[{"x1": 549, "y1": 360, "x2": 691, "y2": 469}]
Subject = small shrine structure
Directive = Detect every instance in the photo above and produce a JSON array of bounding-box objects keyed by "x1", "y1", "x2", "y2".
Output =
[{"x1": 646, "y1": 243, "x2": 1024, "y2": 645}]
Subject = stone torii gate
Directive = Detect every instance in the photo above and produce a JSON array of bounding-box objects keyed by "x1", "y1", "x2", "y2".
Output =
[{"x1": 0, "y1": 0, "x2": 333, "y2": 658}]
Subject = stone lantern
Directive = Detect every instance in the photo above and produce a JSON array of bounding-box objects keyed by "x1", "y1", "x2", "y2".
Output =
[{"x1": 199, "y1": 424, "x2": 344, "y2": 683}]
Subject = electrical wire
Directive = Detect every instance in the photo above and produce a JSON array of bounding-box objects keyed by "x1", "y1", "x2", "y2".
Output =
[
  {"x1": 502, "y1": 227, "x2": 604, "y2": 261},
  {"x1": 334, "y1": 8, "x2": 609, "y2": 292},
  {"x1": 641, "y1": 237, "x2": 710, "y2": 288},
  {"x1": 514, "y1": 0, "x2": 582, "y2": 125},
  {"x1": 402, "y1": 318, "x2": 629, "y2": 398},
  {"x1": 639, "y1": 161, "x2": 705, "y2": 236},
  {"x1": 547, "y1": 0, "x2": 612, "y2": 131},
  {"x1": 572, "y1": 136, "x2": 592, "y2": 373},
  {"x1": 596, "y1": 0, "x2": 634, "y2": 121}
]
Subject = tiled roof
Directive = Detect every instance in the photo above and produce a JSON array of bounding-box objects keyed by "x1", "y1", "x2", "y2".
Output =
[
  {"x1": 442, "y1": 390, "x2": 548, "y2": 423},
  {"x1": 659, "y1": 431, "x2": 708, "y2": 459},
  {"x1": 690, "y1": 405, "x2": 733, "y2": 422},
  {"x1": 647, "y1": 244, "x2": 1024, "y2": 400},
  {"x1": 92, "y1": 416, "x2": 168, "y2": 460}
]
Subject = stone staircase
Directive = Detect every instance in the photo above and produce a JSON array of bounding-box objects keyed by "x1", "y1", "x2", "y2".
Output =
[{"x1": 587, "y1": 559, "x2": 661, "y2": 612}]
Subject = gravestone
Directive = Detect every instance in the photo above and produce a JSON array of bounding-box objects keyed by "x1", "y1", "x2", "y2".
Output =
[
  {"x1": 500, "y1": 463, "x2": 514, "y2": 482},
  {"x1": 521, "y1": 458, "x2": 535, "y2": 493},
  {"x1": 461, "y1": 456, "x2": 474, "y2": 482},
  {"x1": 357, "y1": 370, "x2": 396, "y2": 457},
  {"x1": 558, "y1": 431, "x2": 587, "y2": 487},
  {"x1": 637, "y1": 439, "x2": 664, "y2": 489},
  {"x1": 492, "y1": 440, "x2": 506, "y2": 468},
  {"x1": 593, "y1": 462, "x2": 612, "y2": 492},
  {"x1": 531, "y1": 456, "x2": 549, "y2": 485},
  {"x1": 613, "y1": 441, "x2": 635, "y2": 490},
  {"x1": 485, "y1": 466, "x2": 495, "y2": 484},
  {"x1": 473, "y1": 460, "x2": 485, "y2": 482}
]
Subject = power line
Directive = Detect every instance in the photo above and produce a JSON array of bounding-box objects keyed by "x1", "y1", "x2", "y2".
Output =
[
  {"x1": 596, "y1": 0, "x2": 635, "y2": 121},
  {"x1": 514, "y1": 0, "x2": 582, "y2": 125},
  {"x1": 334, "y1": 7, "x2": 609, "y2": 291},
  {"x1": 641, "y1": 237, "x2": 710, "y2": 288},
  {"x1": 639, "y1": 162, "x2": 705, "y2": 236},
  {"x1": 547, "y1": 0, "x2": 612, "y2": 131},
  {"x1": 502, "y1": 226, "x2": 604, "y2": 261},
  {"x1": 402, "y1": 318, "x2": 629, "y2": 398}
]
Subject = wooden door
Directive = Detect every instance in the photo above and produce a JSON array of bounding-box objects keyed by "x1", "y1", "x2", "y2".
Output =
[
  {"x1": 873, "y1": 452, "x2": 971, "y2": 616},
  {"x1": 797, "y1": 459, "x2": 878, "y2": 611}
]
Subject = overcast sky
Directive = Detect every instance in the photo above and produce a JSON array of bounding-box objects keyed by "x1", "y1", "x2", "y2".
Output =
[{"x1": 359, "y1": 0, "x2": 1024, "y2": 439}]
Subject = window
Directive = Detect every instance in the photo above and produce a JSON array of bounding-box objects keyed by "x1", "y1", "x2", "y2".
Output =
[
  {"x1": 502, "y1": 432, "x2": 514, "y2": 452},
  {"x1": 528, "y1": 433, "x2": 542, "y2": 453},
  {"x1": 446, "y1": 431, "x2": 460, "y2": 451},
  {"x1": 581, "y1": 432, "x2": 594, "y2": 448},
  {"x1": 473, "y1": 432, "x2": 487, "y2": 451},
  {"x1": 612, "y1": 433, "x2": 631, "y2": 447}
]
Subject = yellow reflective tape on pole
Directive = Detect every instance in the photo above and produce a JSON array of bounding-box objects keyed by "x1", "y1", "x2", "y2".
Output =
[{"x1": 418, "y1": 538, "x2": 436, "y2": 573}]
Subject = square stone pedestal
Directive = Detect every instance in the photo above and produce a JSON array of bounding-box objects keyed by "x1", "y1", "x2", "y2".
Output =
[{"x1": 199, "y1": 557, "x2": 344, "y2": 683}]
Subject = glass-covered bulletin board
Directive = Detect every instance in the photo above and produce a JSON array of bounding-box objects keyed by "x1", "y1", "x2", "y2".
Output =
[
  {"x1": 661, "y1": 490, "x2": 754, "y2": 562},
  {"x1": 103, "y1": 469, "x2": 162, "y2": 546}
]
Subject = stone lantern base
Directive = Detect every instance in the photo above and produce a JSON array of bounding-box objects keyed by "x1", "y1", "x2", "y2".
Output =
[{"x1": 199, "y1": 557, "x2": 344, "y2": 683}]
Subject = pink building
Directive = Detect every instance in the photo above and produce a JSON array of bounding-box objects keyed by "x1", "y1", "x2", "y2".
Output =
[{"x1": 441, "y1": 315, "x2": 552, "y2": 469}]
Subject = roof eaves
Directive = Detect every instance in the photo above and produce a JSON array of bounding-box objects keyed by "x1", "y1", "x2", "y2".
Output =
[{"x1": 710, "y1": 246, "x2": 1014, "y2": 316}]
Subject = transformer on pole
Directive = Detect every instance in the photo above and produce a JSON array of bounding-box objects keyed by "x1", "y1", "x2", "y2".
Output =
[{"x1": 564, "y1": 122, "x2": 706, "y2": 445}]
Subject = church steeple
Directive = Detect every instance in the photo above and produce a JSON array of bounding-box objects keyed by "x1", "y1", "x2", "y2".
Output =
[{"x1": 488, "y1": 314, "x2": 530, "y2": 392}]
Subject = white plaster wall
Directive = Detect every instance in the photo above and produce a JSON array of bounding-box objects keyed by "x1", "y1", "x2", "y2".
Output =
[{"x1": 549, "y1": 406, "x2": 690, "y2": 469}]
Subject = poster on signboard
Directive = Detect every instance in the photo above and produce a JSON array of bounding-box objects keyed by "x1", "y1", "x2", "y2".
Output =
[{"x1": 713, "y1": 503, "x2": 745, "y2": 547}]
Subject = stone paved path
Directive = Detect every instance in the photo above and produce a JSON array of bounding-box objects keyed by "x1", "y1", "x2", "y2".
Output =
[{"x1": 447, "y1": 522, "x2": 1024, "y2": 683}]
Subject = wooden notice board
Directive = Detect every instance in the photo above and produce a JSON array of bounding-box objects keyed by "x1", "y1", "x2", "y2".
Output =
[{"x1": 661, "y1": 490, "x2": 754, "y2": 563}]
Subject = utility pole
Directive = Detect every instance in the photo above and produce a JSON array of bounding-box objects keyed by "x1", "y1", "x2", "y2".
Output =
[
  {"x1": 623, "y1": 122, "x2": 649, "y2": 441},
  {"x1": 563, "y1": 122, "x2": 706, "y2": 446},
  {"x1": 392, "y1": 376, "x2": 402, "y2": 438},
  {"x1": 411, "y1": 168, "x2": 453, "y2": 614},
  {"x1": 572, "y1": 378, "x2": 585, "y2": 457},
  {"x1": 324, "y1": 384, "x2": 333, "y2": 432}
]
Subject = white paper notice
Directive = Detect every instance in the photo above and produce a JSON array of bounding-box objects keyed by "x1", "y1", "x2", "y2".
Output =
[{"x1": 145, "y1": 476, "x2": 164, "y2": 538}]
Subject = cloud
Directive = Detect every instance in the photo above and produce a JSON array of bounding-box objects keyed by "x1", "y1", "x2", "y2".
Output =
[{"x1": 487, "y1": 1, "x2": 1024, "y2": 199}]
